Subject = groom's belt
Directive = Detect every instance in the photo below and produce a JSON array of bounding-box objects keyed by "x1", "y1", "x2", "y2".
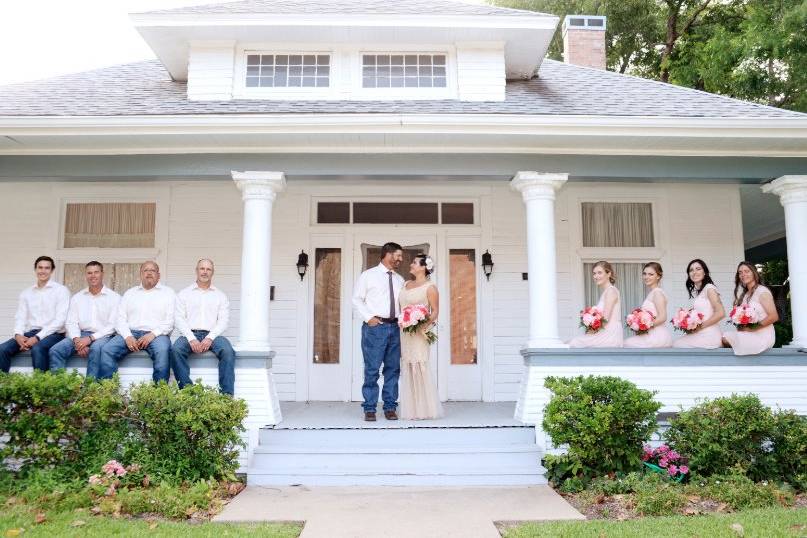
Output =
[{"x1": 376, "y1": 317, "x2": 398, "y2": 323}]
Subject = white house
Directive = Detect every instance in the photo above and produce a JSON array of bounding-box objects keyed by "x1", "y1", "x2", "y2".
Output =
[{"x1": 1, "y1": 0, "x2": 806, "y2": 485}]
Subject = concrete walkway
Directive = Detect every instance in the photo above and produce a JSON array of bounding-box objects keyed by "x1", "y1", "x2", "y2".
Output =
[{"x1": 214, "y1": 485, "x2": 584, "y2": 538}]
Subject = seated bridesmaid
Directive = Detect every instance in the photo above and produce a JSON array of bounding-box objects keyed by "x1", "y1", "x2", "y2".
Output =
[
  {"x1": 722, "y1": 261, "x2": 778, "y2": 356},
  {"x1": 624, "y1": 262, "x2": 673, "y2": 348},
  {"x1": 569, "y1": 261, "x2": 623, "y2": 348},
  {"x1": 672, "y1": 259, "x2": 725, "y2": 349}
]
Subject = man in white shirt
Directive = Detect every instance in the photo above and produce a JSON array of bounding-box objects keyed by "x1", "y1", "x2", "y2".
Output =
[
  {"x1": 351, "y1": 242, "x2": 405, "y2": 421},
  {"x1": 48, "y1": 261, "x2": 120, "y2": 378},
  {"x1": 98, "y1": 261, "x2": 176, "y2": 383},
  {"x1": 171, "y1": 259, "x2": 236, "y2": 395},
  {"x1": 1, "y1": 256, "x2": 70, "y2": 372}
]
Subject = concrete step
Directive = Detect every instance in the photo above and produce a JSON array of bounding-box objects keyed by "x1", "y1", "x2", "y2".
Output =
[{"x1": 246, "y1": 470, "x2": 548, "y2": 487}]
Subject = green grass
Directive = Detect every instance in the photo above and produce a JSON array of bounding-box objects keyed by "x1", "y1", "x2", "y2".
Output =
[
  {"x1": 0, "y1": 501, "x2": 303, "y2": 538},
  {"x1": 502, "y1": 507, "x2": 807, "y2": 538}
]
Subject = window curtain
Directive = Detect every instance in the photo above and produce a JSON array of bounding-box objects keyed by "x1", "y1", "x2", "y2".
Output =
[
  {"x1": 63, "y1": 262, "x2": 141, "y2": 294},
  {"x1": 582, "y1": 202, "x2": 654, "y2": 247},
  {"x1": 64, "y1": 202, "x2": 156, "y2": 248},
  {"x1": 583, "y1": 262, "x2": 645, "y2": 337},
  {"x1": 313, "y1": 249, "x2": 341, "y2": 364}
]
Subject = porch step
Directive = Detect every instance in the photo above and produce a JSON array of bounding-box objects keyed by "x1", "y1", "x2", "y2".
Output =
[{"x1": 247, "y1": 425, "x2": 546, "y2": 486}]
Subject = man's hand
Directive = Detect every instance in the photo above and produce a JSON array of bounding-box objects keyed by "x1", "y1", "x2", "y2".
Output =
[
  {"x1": 22, "y1": 336, "x2": 39, "y2": 350},
  {"x1": 73, "y1": 336, "x2": 92, "y2": 352},
  {"x1": 136, "y1": 332, "x2": 156, "y2": 350},
  {"x1": 189, "y1": 339, "x2": 203, "y2": 354},
  {"x1": 14, "y1": 334, "x2": 29, "y2": 350},
  {"x1": 198, "y1": 338, "x2": 214, "y2": 353},
  {"x1": 77, "y1": 346, "x2": 90, "y2": 358},
  {"x1": 367, "y1": 317, "x2": 381, "y2": 327},
  {"x1": 125, "y1": 336, "x2": 139, "y2": 352}
]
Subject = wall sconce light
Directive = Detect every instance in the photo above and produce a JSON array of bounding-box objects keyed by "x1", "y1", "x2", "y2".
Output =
[
  {"x1": 482, "y1": 250, "x2": 494, "y2": 281},
  {"x1": 296, "y1": 250, "x2": 309, "y2": 281}
]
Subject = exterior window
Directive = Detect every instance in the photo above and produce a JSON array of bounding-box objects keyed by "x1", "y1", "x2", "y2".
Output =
[
  {"x1": 362, "y1": 54, "x2": 447, "y2": 88},
  {"x1": 354, "y1": 203, "x2": 438, "y2": 224},
  {"x1": 63, "y1": 262, "x2": 140, "y2": 294},
  {"x1": 63, "y1": 202, "x2": 155, "y2": 248},
  {"x1": 246, "y1": 54, "x2": 330, "y2": 88},
  {"x1": 313, "y1": 248, "x2": 341, "y2": 364},
  {"x1": 442, "y1": 203, "x2": 474, "y2": 224},
  {"x1": 317, "y1": 202, "x2": 350, "y2": 224},
  {"x1": 449, "y1": 249, "x2": 478, "y2": 365},
  {"x1": 582, "y1": 202, "x2": 654, "y2": 247}
]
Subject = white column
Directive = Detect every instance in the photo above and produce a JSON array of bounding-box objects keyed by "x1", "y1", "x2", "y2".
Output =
[
  {"x1": 762, "y1": 175, "x2": 807, "y2": 348},
  {"x1": 232, "y1": 171, "x2": 286, "y2": 352},
  {"x1": 511, "y1": 172, "x2": 569, "y2": 348}
]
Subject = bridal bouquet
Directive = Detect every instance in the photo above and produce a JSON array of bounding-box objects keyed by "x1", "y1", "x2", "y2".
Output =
[
  {"x1": 728, "y1": 303, "x2": 765, "y2": 330},
  {"x1": 400, "y1": 303, "x2": 437, "y2": 344},
  {"x1": 670, "y1": 308, "x2": 704, "y2": 334},
  {"x1": 579, "y1": 306, "x2": 606, "y2": 333},
  {"x1": 626, "y1": 308, "x2": 655, "y2": 335}
]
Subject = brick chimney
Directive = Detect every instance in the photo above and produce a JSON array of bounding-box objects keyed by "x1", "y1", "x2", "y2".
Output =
[{"x1": 562, "y1": 15, "x2": 607, "y2": 70}]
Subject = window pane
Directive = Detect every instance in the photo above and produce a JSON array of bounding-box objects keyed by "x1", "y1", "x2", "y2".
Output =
[
  {"x1": 313, "y1": 249, "x2": 341, "y2": 364},
  {"x1": 442, "y1": 203, "x2": 474, "y2": 224},
  {"x1": 64, "y1": 202, "x2": 156, "y2": 248},
  {"x1": 582, "y1": 202, "x2": 654, "y2": 247},
  {"x1": 362, "y1": 53, "x2": 447, "y2": 89},
  {"x1": 63, "y1": 263, "x2": 86, "y2": 294},
  {"x1": 450, "y1": 249, "x2": 478, "y2": 365},
  {"x1": 353, "y1": 203, "x2": 438, "y2": 224},
  {"x1": 583, "y1": 262, "x2": 644, "y2": 337},
  {"x1": 317, "y1": 202, "x2": 350, "y2": 223},
  {"x1": 245, "y1": 53, "x2": 329, "y2": 88}
]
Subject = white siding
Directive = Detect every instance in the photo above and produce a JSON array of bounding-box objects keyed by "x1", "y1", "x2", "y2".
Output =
[
  {"x1": 187, "y1": 43, "x2": 235, "y2": 101},
  {"x1": 456, "y1": 43, "x2": 506, "y2": 102}
]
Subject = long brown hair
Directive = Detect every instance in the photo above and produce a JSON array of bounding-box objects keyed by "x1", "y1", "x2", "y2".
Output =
[
  {"x1": 593, "y1": 260, "x2": 616, "y2": 284},
  {"x1": 733, "y1": 261, "x2": 762, "y2": 306},
  {"x1": 643, "y1": 262, "x2": 663, "y2": 279}
]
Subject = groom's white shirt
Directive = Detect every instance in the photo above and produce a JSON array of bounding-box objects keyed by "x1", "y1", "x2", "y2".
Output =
[{"x1": 352, "y1": 263, "x2": 405, "y2": 322}]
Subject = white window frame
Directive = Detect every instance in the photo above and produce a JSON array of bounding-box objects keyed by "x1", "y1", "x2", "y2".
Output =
[
  {"x1": 353, "y1": 45, "x2": 457, "y2": 100},
  {"x1": 309, "y1": 197, "x2": 478, "y2": 227},
  {"x1": 233, "y1": 44, "x2": 339, "y2": 100}
]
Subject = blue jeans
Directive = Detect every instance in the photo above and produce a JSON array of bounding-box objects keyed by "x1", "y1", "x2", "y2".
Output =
[
  {"x1": 99, "y1": 330, "x2": 171, "y2": 383},
  {"x1": 171, "y1": 330, "x2": 236, "y2": 395},
  {"x1": 0, "y1": 329, "x2": 64, "y2": 372},
  {"x1": 48, "y1": 330, "x2": 113, "y2": 379},
  {"x1": 361, "y1": 321, "x2": 400, "y2": 412}
]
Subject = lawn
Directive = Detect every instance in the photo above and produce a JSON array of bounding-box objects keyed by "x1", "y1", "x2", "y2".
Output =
[{"x1": 501, "y1": 507, "x2": 807, "y2": 538}]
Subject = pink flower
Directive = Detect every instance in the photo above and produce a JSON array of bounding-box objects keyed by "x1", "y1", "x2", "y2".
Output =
[
  {"x1": 88, "y1": 474, "x2": 103, "y2": 486},
  {"x1": 667, "y1": 450, "x2": 681, "y2": 461},
  {"x1": 679, "y1": 465, "x2": 689, "y2": 475},
  {"x1": 668, "y1": 465, "x2": 678, "y2": 476},
  {"x1": 658, "y1": 458, "x2": 668, "y2": 468}
]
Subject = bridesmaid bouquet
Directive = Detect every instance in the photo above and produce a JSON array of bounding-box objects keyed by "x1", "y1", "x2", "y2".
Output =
[
  {"x1": 626, "y1": 308, "x2": 655, "y2": 335},
  {"x1": 728, "y1": 303, "x2": 764, "y2": 330},
  {"x1": 579, "y1": 306, "x2": 606, "y2": 333},
  {"x1": 670, "y1": 308, "x2": 704, "y2": 334},
  {"x1": 400, "y1": 303, "x2": 437, "y2": 344}
]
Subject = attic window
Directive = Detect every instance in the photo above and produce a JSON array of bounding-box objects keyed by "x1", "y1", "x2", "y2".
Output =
[
  {"x1": 362, "y1": 54, "x2": 447, "y2": 88},
  {"x1": 246, "y1": 54, "x2": 330, "y2": 88}
]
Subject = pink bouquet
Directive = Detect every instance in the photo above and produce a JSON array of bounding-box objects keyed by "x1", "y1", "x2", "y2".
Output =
[
  {"x1": 626, "y1": 308, "x2": 655, "y2": 335},
  {"x1": 579, "y1": 306, "x2": 606, "y2": 333},
  {"x1": 728, "y1": 303, "x2": 765, "y2": 330},
  {"x1": 642, "y1": 444, "x2": 689, "y2": 481},
  {"x1": 670, "y1": 308, "x2": 704, "y2": 334},
  {"x1": 400, "y1": 303, "x2": 437, "y2": 344}
]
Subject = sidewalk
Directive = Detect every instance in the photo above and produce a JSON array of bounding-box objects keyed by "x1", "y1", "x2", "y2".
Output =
[{"x1": 214, "y1": 485, "x2": 584, "y2": 538}]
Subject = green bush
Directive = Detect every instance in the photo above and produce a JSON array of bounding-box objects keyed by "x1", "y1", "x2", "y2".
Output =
[
  {"x1": 699, "y1": 473, "x2": 792, "y2": 510},
  {"x1": 542, "y1": 376, "x2": 661, "y2": 484},
  {"x1": 105, "y1": 480, "x2": 222, "y2": 519},
  {"x1": 633, "y1": 473, "x2": 687, "y2": 516},
  {"x1": 768, "y1": 410, "x2": 807, "y2": 490},
  {"x1": 126, "y1": 382, "x2": 248, "y2": 482},
  {"x1": 0, "y1": 371, "x2": 126, "y2": 476}
]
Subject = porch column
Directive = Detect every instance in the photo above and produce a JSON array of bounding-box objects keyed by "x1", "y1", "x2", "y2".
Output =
[
  {"x1": 232, "y1": 171, "x2": 286, "y2": 352},
  {"x1": 511, "y1": 171, "x2": 568, "y2": 348},
  {"x1": 762, "y1": 175, "x2": 807, "y2": 348}
]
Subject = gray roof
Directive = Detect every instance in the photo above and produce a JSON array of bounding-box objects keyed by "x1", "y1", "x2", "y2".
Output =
[
  {"x1": 0, "y1": 59, "x2": 803, "y2": 118},
  {"x1": 137, "y1": 0, "x2": 548, "y2": 17}
]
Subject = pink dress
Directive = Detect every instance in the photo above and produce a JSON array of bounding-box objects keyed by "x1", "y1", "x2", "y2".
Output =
[
  {"x1": 624, "y1": 288, "x2": 673, "y2": 348},
  {"x1": 722, "y1": 286, "x2": 776, "y2": 356},
  {"x1": 569, "y1": 285, "x2": 623, "y2": 348},
  {"x1": 672, "y1": 283, "x2": 723, "y2": 349}
]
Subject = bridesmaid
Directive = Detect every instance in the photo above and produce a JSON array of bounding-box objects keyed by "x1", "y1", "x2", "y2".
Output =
[
  {"x1": 624, "y1": 262, "x2": 672, "y2": 348},
  {"x1": 722, "y1": 262, "x2": 778, "y2": 355},
  {"x1": 672, "y1": 259, "x2": 725, "y2": 349},
  {"x1": 569, "y1": 261, "x2": 623, "y2": 348}
]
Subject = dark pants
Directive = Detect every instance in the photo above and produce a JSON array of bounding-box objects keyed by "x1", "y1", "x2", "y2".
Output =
[
  {"x1": 361, "y1": 321, "x2": 400, "y2": 412},
  {"x1": 171, "y1": 330, "x2": 236, "y2": 395},
  {"x1": 0, "y1": 329, "x2": 64, "y2": 372},
  {"x1": 99, "y1": 330, "x2": 171, "y2": 383}
]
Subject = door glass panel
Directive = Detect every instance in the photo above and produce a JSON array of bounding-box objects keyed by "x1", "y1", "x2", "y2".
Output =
[
  {"x1": 361, "y1": 243, "x2": 429, "y2": 278},
  {"x1": 313, "y1": 248, "x2": 341, "y2": 364},
  {"x1": 449, "y1": 249, "x2": 478, "y2": 364}
]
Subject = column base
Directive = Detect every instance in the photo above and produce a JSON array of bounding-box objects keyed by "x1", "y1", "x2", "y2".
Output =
[{"x1": 524, "y1": 338, "x2": 569, "y2": 349}]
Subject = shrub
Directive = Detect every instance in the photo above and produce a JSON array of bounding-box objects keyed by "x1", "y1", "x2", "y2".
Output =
[
  {"x1": 542, "y1": 376, "x2": 661, "y2": 483},
  {"x1": 126, "y1": 382, "x2": 247, "y2": 482},
  {"x1": 588, "y1": 472, "x2": 644, "y2": 495},
  {"x1": 633, "y1": 473, "x2": 687, "y2": 516},
  {"x1": 700, "y1": 473, "x2": 792, "y2": 510},
  {"x1": 768, "y1": 410, "x2": 807, "y2": 490},
  {"x1": 98, "y1": 480, "x2": 223, "y2": 519}
]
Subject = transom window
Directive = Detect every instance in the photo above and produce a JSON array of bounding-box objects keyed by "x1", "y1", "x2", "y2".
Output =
[
  {"x1": 316, "y1": 201, "x2": 474, "y2": 224},
  {"x1": 362, "y1": 54, "x2": 447, "y2": 88},
  {"x1": 63, "y1": 202, "x2": 156, "y2": 248},
  {"x1": 246, "y1": 54, "x2": 330, "y2": 88}
]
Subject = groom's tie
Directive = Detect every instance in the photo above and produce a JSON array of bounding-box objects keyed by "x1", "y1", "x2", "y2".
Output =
[{"x1": 387, "y1": 271, "x2": 395, "y2": 319}]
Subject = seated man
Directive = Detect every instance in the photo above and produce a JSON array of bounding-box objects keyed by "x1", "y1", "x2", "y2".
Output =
[
  {"x1": 49, "y1": 261, "x2": 120, "y2": 378},
  {"x1": 1, "y1": 256, "x2": 69, "y2": 372},
  {"x1": 99, "y1": 261, "x2": 175, "y2": 382},
  {"x1": 172, "y1": 258, "x2": 236, "y2": 395}
]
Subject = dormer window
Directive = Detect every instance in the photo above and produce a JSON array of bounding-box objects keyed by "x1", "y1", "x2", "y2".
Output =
[
  {"x1": 246, "y1": 53, "x2": 330, "y2": 88},
  {"x1": 362, "y1": 54, "x2": 447, "y2": 88}
]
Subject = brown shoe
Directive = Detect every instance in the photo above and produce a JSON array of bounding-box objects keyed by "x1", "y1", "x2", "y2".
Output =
[
  {"x1": 384, "y1": 410, "x2": 398, "y2": 420},
  {"x1": 364, "y1": 411, "x2": 376, "y2": 422}
]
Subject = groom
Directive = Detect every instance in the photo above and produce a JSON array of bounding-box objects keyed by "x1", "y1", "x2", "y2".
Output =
[{"x1": 352, "y1": 242, "x2": 405, "y2": 421}]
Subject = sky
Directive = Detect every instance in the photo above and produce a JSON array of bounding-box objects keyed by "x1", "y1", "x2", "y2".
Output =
[{"x1": 0, "y1": 0, "x2": 490, "y2": 86}]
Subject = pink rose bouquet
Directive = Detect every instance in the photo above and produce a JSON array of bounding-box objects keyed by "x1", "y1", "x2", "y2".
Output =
[
  {"x1": 670, "y1": 308, "x2": 704, "y2": 334},
  {"x1": 626, "y1": 308, "x2": 655, "y2": 335},
  {"x1": 728, "y1": 303, "x2": 765, "y2": 330},
  {"x1": 642, "y1": 444, "x2": 690, "y2": 481},
  {"x1": 400, "y1": 303, "x2": 437, "y2": 344},
  {"x1": 579, "y1": 306, "x2": 606, "y2": 333}
]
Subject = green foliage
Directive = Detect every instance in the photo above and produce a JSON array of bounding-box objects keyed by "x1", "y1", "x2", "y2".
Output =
[
  {"x1": 542, "y1": 376, "x2": 661, "y2": 483},
  {"x1": 698, "y1": 473, "x2": 792, "y2": 510},
  {"x1": 126, "y1": 382, "x2": 248, "y2": 482},
  {"x1": 769, "y1": 410, "x2": 807, "y2": 490},
  {"x1": 102, "y1": 480, "x2": 222, "y2": 519},
  {"x1": 633, "y1": 473, "x2": 687, "y2": 516},
  {"x1": 588, "y1": 472, "x2": 644, "y2": 495}
]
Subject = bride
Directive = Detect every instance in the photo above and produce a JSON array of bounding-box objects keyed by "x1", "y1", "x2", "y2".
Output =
[{"x1": 398, "y1": 254, "x2": 443, "y2": 420}]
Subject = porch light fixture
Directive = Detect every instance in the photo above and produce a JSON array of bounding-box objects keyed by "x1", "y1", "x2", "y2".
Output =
[
  {"x1": 482, "y1": 250, "x2": 494, "y2": 281},
  {"x1": 296, "y1": 250, "x2": 309, "y2": 281}
]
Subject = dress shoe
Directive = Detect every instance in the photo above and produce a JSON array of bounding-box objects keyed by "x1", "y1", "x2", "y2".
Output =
[
  {"x1": 384, "y1": 410, "x2": 398, "y2": 420},
  {"x1": 364, "y1": 411, "x2": 376, "y2": 422}
]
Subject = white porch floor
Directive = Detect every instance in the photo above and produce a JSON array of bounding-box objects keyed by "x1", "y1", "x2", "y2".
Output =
[{"x1": 269, "y1": 401, "x2": 522, "y2": 429}]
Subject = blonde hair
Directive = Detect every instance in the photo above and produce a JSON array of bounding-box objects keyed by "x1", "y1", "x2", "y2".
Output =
[{"x1": 593, "y1": 260, "x2": 616, "y2": 284}]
